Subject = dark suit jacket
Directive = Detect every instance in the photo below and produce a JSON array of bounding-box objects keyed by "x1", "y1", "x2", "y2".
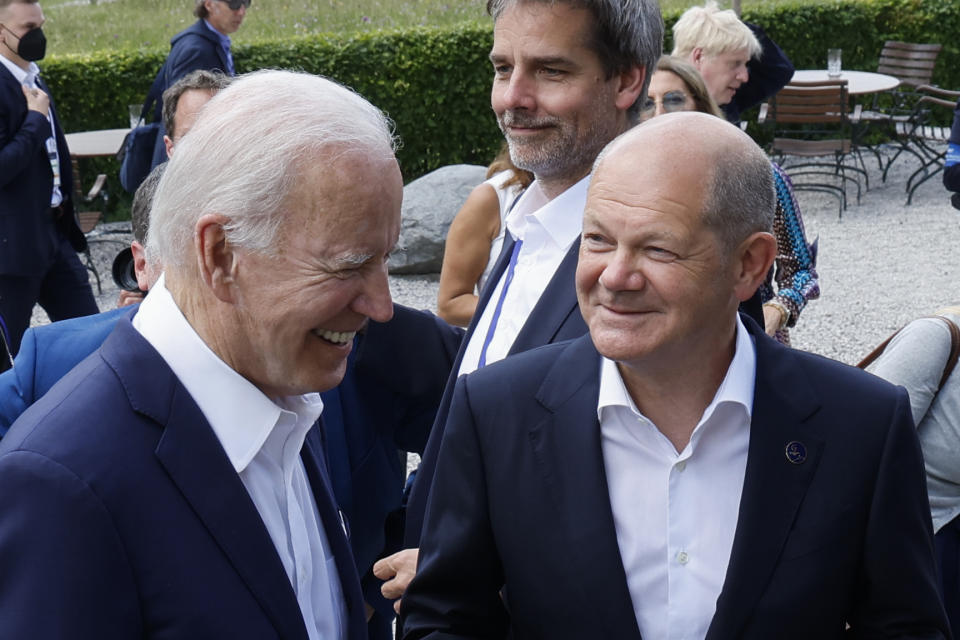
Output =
[
  {"x1": 403, "y1": 319, "x2": 950, "y2": 639},
  {"x1": 0, "y1": 303, "x2": 461, "y2": 640},
  {"x1": 0, "y1": 64, "x2": 85, "y2": 275},
  {"x1": 164, "y1": 19, "x2": 230, "y2": 87},
  {"x1": 0, "y1": 318, "x2": 368, "y2": 638},
  {"x1": 404, "y1": 234, "x2": 587, "y2": 544}
]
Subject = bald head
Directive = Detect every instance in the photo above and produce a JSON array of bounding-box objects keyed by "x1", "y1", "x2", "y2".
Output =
[{"x1": 596, "y1": 111, "x2": 773, "y2": 252}]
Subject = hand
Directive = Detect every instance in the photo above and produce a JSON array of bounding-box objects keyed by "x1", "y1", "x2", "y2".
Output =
[
  {"x1": 372, "y1": 548, "x2": 419, "y2": 614},
  {"x1": 21, "y1": 85, "x2": 49, "y2": 117},
  {"x1": 116, "y1": 289, "x2": 145, "y2": 308},
  {"x1": 763, "y1": 304, "x2": 784, "y2": 337}
]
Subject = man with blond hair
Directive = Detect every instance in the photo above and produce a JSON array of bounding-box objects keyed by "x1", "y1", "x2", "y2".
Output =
[{"x1": 672, "y1": 0, "x2": 793, "y2": 123}]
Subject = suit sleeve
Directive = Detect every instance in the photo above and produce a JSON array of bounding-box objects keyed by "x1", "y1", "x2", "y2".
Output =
[
  {"x1": 847, "y1": 389, "x2": 951, "y2": 638},
  {"x1": 724, "y1": 23, "x2": 794, "y2": 123},
  {"x1": 943, "y1": 99, "x2": 960, "y2": 193},
  {"x1": 0, "y1": 99, "x2": 52, "y2": 190},
  {"x1": 0, "y1": 450, "x2": 142, "y2": 636},
  {"x1": 401, "y1": 377, "x2": 509, "y2": 640},
  {"x1": 0, "y1": 328, "x2": 38, "y2": 436}
]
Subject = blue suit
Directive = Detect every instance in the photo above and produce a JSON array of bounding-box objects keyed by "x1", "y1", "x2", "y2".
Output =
[
  {"x1": 0, "y1": 318, "x2": 368, "y2": 638},
  {"x1": 0, "y1": 63, "x2": 97, "y2": 354},
  {"x1": 404, "y1": 319, "x2": 951, "y2": 639},
  {"x1": 0, "y1": 303, "x2": 461, "y2": 639},
  {"x1": 0, "y1": 305, "x2": 128, "y2": 435}
]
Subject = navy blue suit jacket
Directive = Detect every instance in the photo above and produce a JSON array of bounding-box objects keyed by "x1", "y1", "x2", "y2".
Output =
[
  {"x1": 0, "y1": 64, "x2": 85, "y2": 275},
  {"x1": 404, "y1": 235, "x2": 588, "y2": 544},
  {"x1": 0, "y1": 305, "x2": 128, "y2": 434},
  {"x1": 0, "y1": 303, "x2": 460, "y2": 639},
  {"x1": 404, "y1": 320, "x2": 950, "y2": 639},
  {"x1": 164, "y1": 19, "x2": 230, "y2": 88},
  {"x1": 0, "y1": 318, "x2": 368, "y2": 638}
]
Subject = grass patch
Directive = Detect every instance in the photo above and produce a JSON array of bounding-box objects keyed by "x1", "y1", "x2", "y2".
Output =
[{"x1": 43, "y1": 0, "x2": 819, "y2": 57}]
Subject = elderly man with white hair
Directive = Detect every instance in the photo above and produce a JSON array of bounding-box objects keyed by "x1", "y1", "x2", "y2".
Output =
[{"x1": 0, "y1": 69, "x2": 400, "y2": 640}]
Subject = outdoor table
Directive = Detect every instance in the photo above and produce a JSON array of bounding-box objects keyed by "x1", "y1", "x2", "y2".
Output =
[
  {"x1": 790, "y1": 70, "x2": 900, "y2": 95},
  {"x1": 65, "y1": 127, "x2": 129, "y2": 158}
]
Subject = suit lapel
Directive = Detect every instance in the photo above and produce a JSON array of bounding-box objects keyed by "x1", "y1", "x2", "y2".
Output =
[
  {"x1": 529, "y1": 336, "x2": 644, "y2": 639},
  {"x1": 706, "y1": 320, "x2": 823, "y2": 639},
  {"x1": 509, "y1": 237, "x2": 582, "y2": 355},
  {"x1": 101, "y1": 320, "x2": 310, "y2": 640},
  {"x1": 301, "y1": 422, "x2": 368, "y2": 640}
]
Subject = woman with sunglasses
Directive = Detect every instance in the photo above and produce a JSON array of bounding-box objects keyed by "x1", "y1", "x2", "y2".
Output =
[{"x1": 641, "y1": 56, "x2": 820, "y2": 344}]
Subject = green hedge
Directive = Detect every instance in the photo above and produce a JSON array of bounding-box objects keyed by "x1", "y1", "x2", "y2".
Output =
[{"x1": 40, "y1": 0, "x2": 960, "y2": 219}]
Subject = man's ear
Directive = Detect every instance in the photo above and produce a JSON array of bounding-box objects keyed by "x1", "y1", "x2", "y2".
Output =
[
  {"x1": 732, "y1": 231, "x2": 777, "y2": 303},
  {"x1": 690, "y1": 47, "x2": 706, "y2": 69},
  {"x1": 130, "y1": 240, "x2": 151, "y2": 292},
  {"x1": 194, "y1": 214, "x2": 238, "y2": 303},
  {"x1": 615, "y1": 65, "x2": 647, "y2": 112}
]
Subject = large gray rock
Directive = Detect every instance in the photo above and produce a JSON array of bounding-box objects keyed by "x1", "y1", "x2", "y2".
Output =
[{"x1": 389, "y1": 164, "x2": 487, "y2": 274}]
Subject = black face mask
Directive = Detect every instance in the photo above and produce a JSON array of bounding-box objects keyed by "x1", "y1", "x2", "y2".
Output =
[{"x1": 2, "y1": 25, "x2": 46, "y2": 61}]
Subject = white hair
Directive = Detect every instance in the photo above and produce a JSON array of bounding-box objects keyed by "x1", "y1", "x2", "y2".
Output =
[
  {"x1": 671, "y1": 1, "x2": 761, "y2": 60},
  {"x1": 147, "y1": 69, "x2": 397, "y2": 268}
]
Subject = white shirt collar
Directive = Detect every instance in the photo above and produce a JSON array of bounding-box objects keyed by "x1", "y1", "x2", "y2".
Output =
[
  {"x1": 0, "y1": 55, "x2": 38, "y2": 86},
  {"x1": 505, "y1": 174, "x2": 589, "y2": 249},
  {"x1": 597, "y1": 314, "x2": 756, "y2": 427},
  {"x1": 132, "y1": 275, "x2": 324, "y2": 473}
]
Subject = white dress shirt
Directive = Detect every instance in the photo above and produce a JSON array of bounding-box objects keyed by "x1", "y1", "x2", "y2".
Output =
[
  {"x1": 133, "y1": 276, "x2": 346, "y2": 640},
  {"x1": 459, "y1": 175, "x2": 588, "y2": 375},
  {"x1": 0, "y1": 55, "x2": 62, "y2": 207},
  {"x1": 597, "y1": 316, "x2": 756, "y2": 640}
]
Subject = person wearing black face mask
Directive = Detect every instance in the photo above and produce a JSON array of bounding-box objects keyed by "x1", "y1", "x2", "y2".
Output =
[{"x1": 0, "y1": 0, "x2": 98, "y2": 356}]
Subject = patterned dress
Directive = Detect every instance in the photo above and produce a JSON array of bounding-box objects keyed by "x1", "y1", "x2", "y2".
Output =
[{"x1": 758, "y1": 163, "x2": 820, "y2": 345}]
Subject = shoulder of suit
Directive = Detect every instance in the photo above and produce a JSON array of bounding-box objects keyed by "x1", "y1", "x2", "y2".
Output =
[
  {"x1": 170, "y1": 20, "x2": 217, "y2": 47},
  {"x1": 466, "y1": 336, "x2": 593, "y2": 390}
]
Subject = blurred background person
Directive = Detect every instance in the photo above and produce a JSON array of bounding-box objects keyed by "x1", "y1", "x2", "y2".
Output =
[
  {"x1": 437, "y1": 143, "x2": 533, "y2": 326},
  {"x1": 864, "y1": 307, "x2": 960, "y2": 633},
  {"x1": 671, "y1": 0, "x2": 793, "y2": 124},
  {"x1": 0, "y1": 0, "x2": 98, "y2": 356},
  {"x1": 641, "y1": 56, "x2": 819, "y2": 343}
]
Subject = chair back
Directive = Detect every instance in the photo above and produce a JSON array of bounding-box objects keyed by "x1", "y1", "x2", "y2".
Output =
[
  {"x1": 877, "y1": 41, "x2": 942, "y2": 88},
  {"x1": 768, "y1": 80, "x2": 850, "y2": 125}
]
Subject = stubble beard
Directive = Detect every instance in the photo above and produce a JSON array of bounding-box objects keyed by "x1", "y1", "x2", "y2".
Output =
[{"x1": 497, "y1": 107, "x2": 621, "y2": 185}]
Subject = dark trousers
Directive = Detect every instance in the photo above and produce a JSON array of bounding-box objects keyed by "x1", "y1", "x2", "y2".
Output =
[
  {"x1": 936, "y1": 513, "x2": 960, "y2": 636},
  {"x1": 0, "y1": 236, "x2": 99, "y2": 356}
]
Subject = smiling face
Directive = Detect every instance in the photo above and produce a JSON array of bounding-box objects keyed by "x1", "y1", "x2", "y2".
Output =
[
  {"x1": 203, "y1": 0, "x2": 246, "y2": 35},
  {"x1": 489, "y1": 2, "x2": 637, "y2": 189},
  {"x1": 226, "y1": 151, "x2": 402, "y2": 397},
  {"x1": 692, "y1": 46, "x2": 750, "y2": 106},
  {"x1": 576, "y1": 132, "x2": 737, "y2": 372}
]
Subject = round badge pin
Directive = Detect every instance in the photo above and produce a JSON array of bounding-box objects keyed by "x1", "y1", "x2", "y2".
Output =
[{"x1": 785, "y1": 441, "x2": 807, "y2": 464}]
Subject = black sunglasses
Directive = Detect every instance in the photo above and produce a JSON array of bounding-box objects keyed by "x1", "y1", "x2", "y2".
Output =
[{"x1": 218, "y1": 0, "x2": 251, "y2": 9}]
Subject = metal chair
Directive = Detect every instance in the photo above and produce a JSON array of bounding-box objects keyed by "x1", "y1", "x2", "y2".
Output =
[
  {"x1": 890, "y1": 85, "x2": 959, "y2": 204},
  {"x1": 759, "y1": 80, "x2": 864, "y2": 216},
  {"x1": 857, "y1": 41, "x2": 942, "y2": 176}
]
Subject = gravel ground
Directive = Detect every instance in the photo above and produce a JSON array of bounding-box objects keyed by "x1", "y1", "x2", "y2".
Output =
[{"x1": 37, "y1": 144, "x2": 958, "y2": 367}]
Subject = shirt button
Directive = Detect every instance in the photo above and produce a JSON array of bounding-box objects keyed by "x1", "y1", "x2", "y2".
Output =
[
  {"x1": 677, "y1": 551, "x2": 690, "y2": 565},
  {"x1": 675, "y1": 460, "x2": 687, "y2": 472}
]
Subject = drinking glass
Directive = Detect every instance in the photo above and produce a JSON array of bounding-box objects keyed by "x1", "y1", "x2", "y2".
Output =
[
  {"x1": 827, "y1": 48, "x2": 842, "y2": 77},
  {"x1": 128, "y1": 104, "x2": 142, "y2": 129}
]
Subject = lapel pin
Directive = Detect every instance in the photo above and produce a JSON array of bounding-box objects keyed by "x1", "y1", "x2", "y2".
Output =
[{"x1": 785, "y1": 441, "x2": 807, "y2": 465}]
